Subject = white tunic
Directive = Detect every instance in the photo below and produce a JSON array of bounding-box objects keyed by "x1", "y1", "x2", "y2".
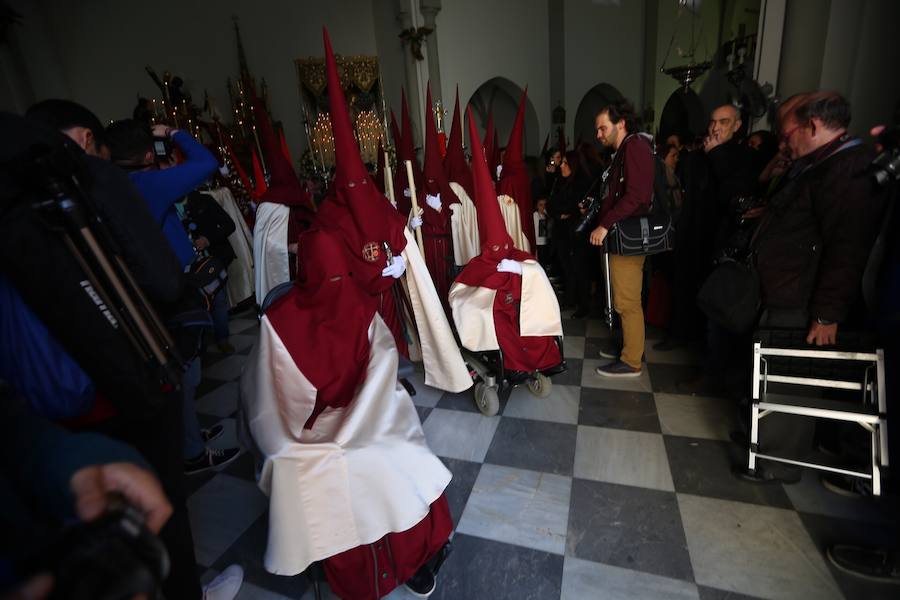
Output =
[
  {"x1": 204, "y1": 187, "x2": 255, "y2": 307},
  {"x1": 448, "y1": 182, "x2": 480, "y2": 266},
  {"x1": 241, "y1": 313, "x2": 451, "y2": 576},
  {"x1": 252, "y1": 202, "x2": 290, "y2": 306},
  {"x1": 449, "y1": 260, "x2": 563, "y2": 352}
]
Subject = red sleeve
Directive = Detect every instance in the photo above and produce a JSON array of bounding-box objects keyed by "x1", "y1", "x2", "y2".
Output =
[{"x1": 600, "y1": 139, "x2": 654, "y2": 230}]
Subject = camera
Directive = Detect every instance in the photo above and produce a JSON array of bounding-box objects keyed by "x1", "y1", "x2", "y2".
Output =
[
  {"x1": 871, "y1": 125, "x2": 900, "y2": 187},
  {"x1": 31, "y1": 495, "x2": 170, "y2": 600},
  {"x1": 575, "y1": 195, "x2": 602, "y2": 235},
  {"x1": 152, "y1": 136, "x2": 173, "y2": 162}
]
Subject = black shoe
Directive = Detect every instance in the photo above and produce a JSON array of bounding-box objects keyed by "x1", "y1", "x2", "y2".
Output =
[
  {"x1": 821, "y1": 473, "x2": 871, "y2": 498},
  {"x1": 827, "y1": 545, "x2": 900, "y2": 584},
  {"x1": 596, "y1": 342, "x2": 620, "y2": 360},
  {"x1": 202, "y1": 424, "x2": 225, "y2": 443},
  {"x1": 404, "y1": 564, "x2": 436, "y2": 598},
  {"x1": 732, "y1": 464, "x2": 800, "y2": 485},
  {"x1": 184, "y1": 447, "x2": 241, "y2": 475}
]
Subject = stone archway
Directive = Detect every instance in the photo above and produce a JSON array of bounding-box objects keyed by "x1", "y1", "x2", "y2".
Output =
[
  {"x1": 573, "y1": 83, "x2": 625, "y2": 151},
  {"x1": 466, "y1": 77, "x2": 541, "y2": 156}
]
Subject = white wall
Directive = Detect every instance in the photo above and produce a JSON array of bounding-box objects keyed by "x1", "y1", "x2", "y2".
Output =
[
  {"x1": 436, "y1": 0, "x2": 551, "y2": 154},
  {"x1": 16, "y1": 0, "x2": 379, "y2": 161},
  {"x1": 564, "y1": 0, "x2": 647, "y2": 141},
  {"x1": 849, "y1": 0, "x2": 900, "y2": 134}
]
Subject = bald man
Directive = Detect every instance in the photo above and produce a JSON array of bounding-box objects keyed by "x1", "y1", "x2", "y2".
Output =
[{"x1": 704, "y1": 104, "x2": 743, "y2": 153}]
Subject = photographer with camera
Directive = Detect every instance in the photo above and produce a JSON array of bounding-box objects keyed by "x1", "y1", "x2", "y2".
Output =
[
  {"x1": 3, "y1": 106, "x2": 243, "y2": 600},
  {"x1": 0, "y1": 380, "x2": 171, "y2": 599},
  {"x1": 105, "y1": 119, "x2": 241, "y2": 476},
  {"x1": 549, "y1": 150, "x2": 593, "y2": 316},
  {"x1": 587, "y1": 98, "x2": 654, "y2": 378}
]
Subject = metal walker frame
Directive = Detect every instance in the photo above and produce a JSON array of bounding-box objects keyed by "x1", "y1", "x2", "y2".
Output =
[{"x1": 748, "y1": 342, "x2": 889, "y2": 495}]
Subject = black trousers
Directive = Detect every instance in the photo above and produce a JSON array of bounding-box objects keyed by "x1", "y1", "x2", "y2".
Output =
[{"x1": 753, "y1": 309, "x2": 816, "y2": 479}]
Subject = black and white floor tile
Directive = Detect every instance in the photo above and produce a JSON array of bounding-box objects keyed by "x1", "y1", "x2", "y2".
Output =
[{"x1": 186, "y1": 308, "x2": 899, "y2": 599}]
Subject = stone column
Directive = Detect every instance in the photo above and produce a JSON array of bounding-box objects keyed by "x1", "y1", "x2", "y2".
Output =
[
  {"x1": 393, "y1": 0, "x2": 423, "y2": 144},
  {"x1": 419, "y1": 0, "x2": 442, "y2": 106}
]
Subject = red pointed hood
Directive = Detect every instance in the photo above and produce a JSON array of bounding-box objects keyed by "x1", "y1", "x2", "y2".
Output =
[
  {"x1": 498, "y1": 87, "x2": 535, "y2": 249},
  {"x1": 389, "y1": 109, "x2": 410, "y2": 214},
  {"x1": 399, "y1": 88, "x2": 425, "y2": 196},
  {"x1": 443, "y1": 87, "x2": 474, "y2": 198},
  {"x1": 469, "y1": 107, "x2": 511, "y2": 253},
  {"x1": 455, "y1": 107, "x2": 531, "y2": 288},
  {"x1": 269, "y1": 226, "x2": 375, "y2": 430},
  {"x1": 501, "y1": 87, "x2": 527, "y2": 173},
  {"x1": 374, "y1": 138, "x2": 386, "y2": 194},
  {"x1": 251, "y1": 94, "x2": 311, "y2": 210},
  {"x1": 483, "y1": 111, "x2": 495, "y2": 175},
  {"x1": 423, "y1": 83, "x2": 458, "y2": 203},
  {"x1": 490, "y1": 129, "x2": 501, "y2": 181},
  {"x1": 314, "y1": 28, "x2": 407, "y2": 293}
]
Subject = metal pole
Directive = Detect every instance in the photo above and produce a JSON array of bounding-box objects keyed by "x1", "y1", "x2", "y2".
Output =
[{"x1": 603, "y1": 250, "x2": 613, "y2": 330}]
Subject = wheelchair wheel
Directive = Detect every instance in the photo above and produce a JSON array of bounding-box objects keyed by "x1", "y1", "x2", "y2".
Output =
[
  {"x1": 526, "y1": 373, "x2": 552, "y2": 398},
  {"x1": 474, "y1": 382, "x2": 500, "y2": 416}
]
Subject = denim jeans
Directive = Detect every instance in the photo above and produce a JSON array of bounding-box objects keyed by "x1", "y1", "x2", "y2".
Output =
[
  {"x1": 211, "y1": 287, "x2": 230, "y2": 343},
  {"x1": 182, "y1": 358, "x2": 205, "y2": 460}
]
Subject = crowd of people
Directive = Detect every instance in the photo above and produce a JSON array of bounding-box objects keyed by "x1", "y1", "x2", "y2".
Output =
[{"x1": 1, "y1": 27, "x2": 898, "y2": 599}]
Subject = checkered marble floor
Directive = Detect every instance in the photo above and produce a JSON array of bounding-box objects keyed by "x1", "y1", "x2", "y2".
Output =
[{"x1": 188, "y1": 309, "x2": 899, "y2": 600}]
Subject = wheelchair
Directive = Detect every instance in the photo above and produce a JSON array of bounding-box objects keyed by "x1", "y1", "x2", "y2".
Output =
[{"x1": 461, "y1": 337, "x2": 567, "y2": 416}]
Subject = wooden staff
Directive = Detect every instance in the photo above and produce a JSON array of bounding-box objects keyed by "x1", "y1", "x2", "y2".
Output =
[
  {"x1": 404, "y1": 160, "x2": 425, "y2": 256},
  {"x1": 384, "y1": 150, "x2": 396, "y2": 207}
]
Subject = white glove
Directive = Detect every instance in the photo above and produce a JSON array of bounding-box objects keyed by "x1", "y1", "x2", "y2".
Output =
[
  {"x1": 496, "y1": 259, "x2": 523, "y2": 275},
  {"x1": 403, "y1": 188, "x2": 411, "y2": 198},
  {"x1": 409, "y1": 215, "x2": 423, "y2": 229},
  {"x1": 218, "y1": 165, "x2": 230, "y2": 177},
  {"x1": 496, "y1": 164, "x2": 504, "y2": 179},
  {"x1": 425, "y1": 193, "x2": 441, "y2": 211},
  {"x1": 382, "y1": 255, "x2": 406, "y2": 279}
]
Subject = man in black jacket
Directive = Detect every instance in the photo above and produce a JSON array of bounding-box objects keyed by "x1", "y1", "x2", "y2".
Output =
[
  {"x1": 182, "y1": 190, "x2": 237, "y2": 353},
  {"x1": 745, "y1": 91, "x2": 886, "y2": 482}
]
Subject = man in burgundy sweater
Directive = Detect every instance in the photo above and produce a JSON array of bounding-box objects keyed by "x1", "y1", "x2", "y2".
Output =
[{"x1": 589, "y1": 99, "x2": 654, "y2": 377}]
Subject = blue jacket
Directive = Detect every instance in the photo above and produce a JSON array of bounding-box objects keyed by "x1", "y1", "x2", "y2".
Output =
[{"x1": 129, "y1": 131, "x2": 218, "y2": 267}]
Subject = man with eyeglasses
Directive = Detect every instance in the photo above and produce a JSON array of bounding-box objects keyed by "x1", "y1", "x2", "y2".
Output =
[{"x1": 741, "y1": 91, "x2": 886, "y2": 483}]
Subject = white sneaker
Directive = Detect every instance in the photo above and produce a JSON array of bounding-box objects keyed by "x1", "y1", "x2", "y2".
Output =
[{"x1": 203, "y1": 564, "x2": 244, "y2": 600}]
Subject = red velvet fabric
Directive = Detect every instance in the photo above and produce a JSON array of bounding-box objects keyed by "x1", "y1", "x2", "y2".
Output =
[
  {"x1": 497, "y1": 88, "x2": 536, "y2": 250},
  {"x1": 492, "y1": 281, "x2": 562, "y2": 372},
  {"x1": 455, "y1": 108, "x2": 558, "y2": 372},
  {"x1": 443, "y1": 89, "x2": 474, "y2": 198},
  {"x1": 323, "y1": 495, "x2": 452, "y2": 600},
  {"x1": 266, "y1": 228, "x2": 375, "y2": 429},
  {"x1": 389, "y1": 110, "x2": 411, "y2": 216},
  {"x1": 421, "y1": 83, "x2": 459, "y2": 310},
  {"x1": 315, "y1": 29, "x2": 410, "y2": 356}
]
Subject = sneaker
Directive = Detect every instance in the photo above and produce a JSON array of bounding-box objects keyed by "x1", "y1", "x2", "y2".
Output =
[
  {"x1": 595, "y1": 361, "x2": 641, "y2": 378},
  {"x1": 203, "y1": 564, "x2": 244, "y2": 600},
  {"x1": 827, "y1": 545, "x2": 900, "y2": 584},
  {"x1": 596, "y1": 342, "x2": 620, "y2": 360},
  {"x1": 216, "y1": 340, "x2": 236, "y2": 354},
  {"x1": 404, "y1": 564, "x2": 436, "y2": 598},
  {"x1": 202, "y1": 424, "x2": 225, "y2": 443},
  {"x1": 185, "y1": 447, "x2": 241, "y2": 475}
]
